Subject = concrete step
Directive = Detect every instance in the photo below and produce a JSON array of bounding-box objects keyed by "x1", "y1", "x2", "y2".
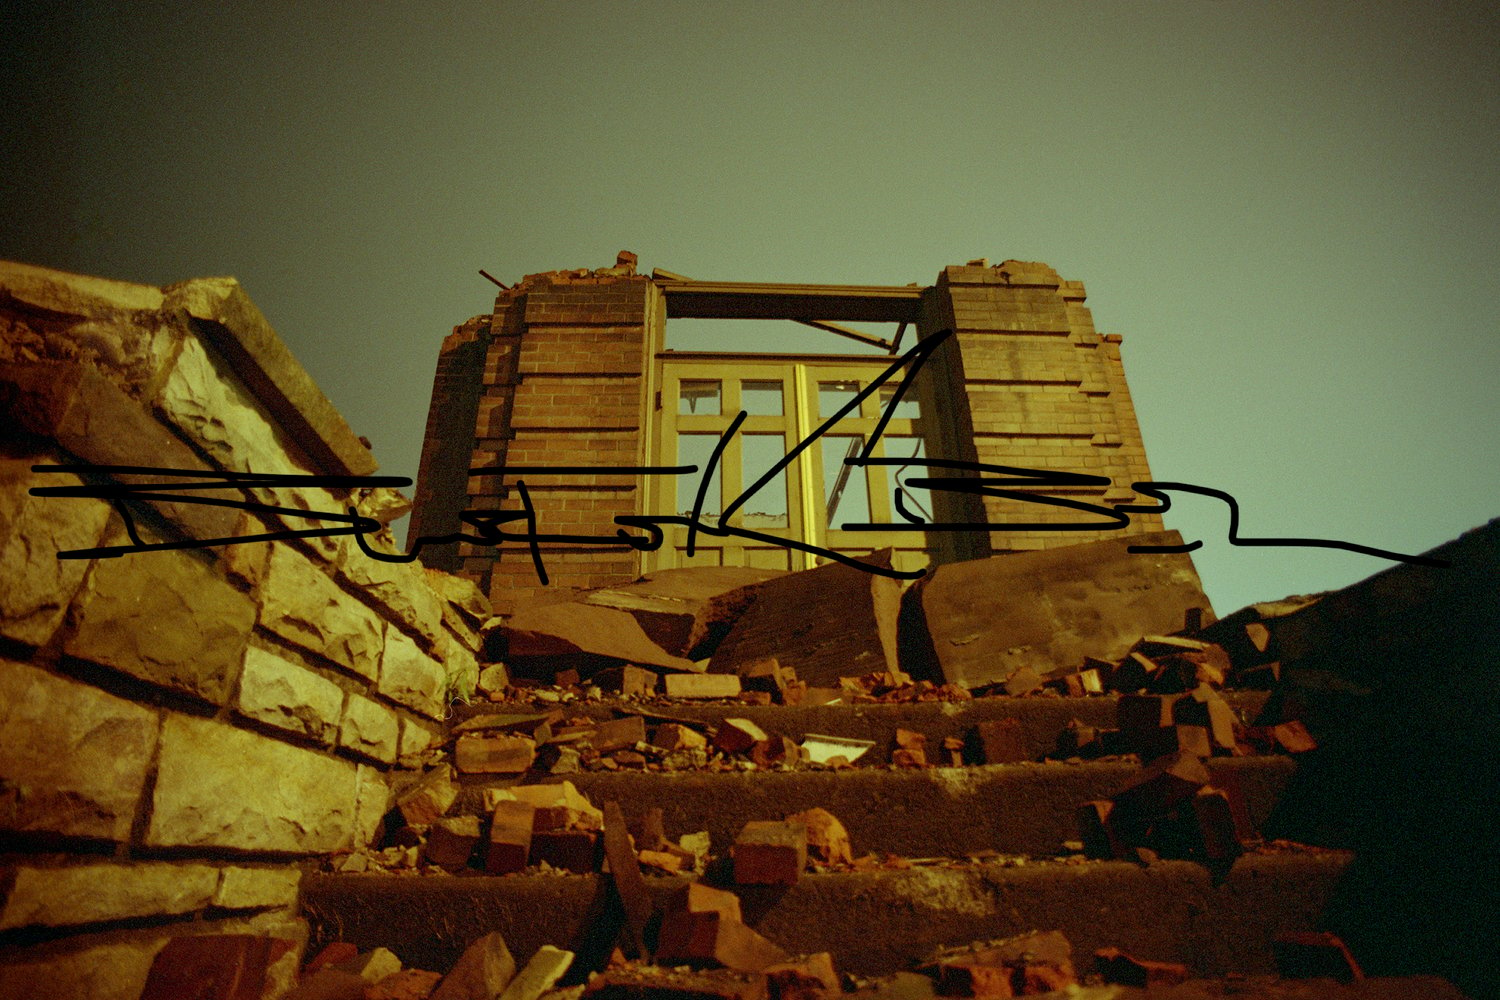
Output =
[
  {"x1": 301, "y1": 851, "x2": 1351, "y2": 979},
  {"x1": 451, "y1": 691, "x2": 1273, "y2": 766},
  {"x1": 455, "y1": 757, "x2": 1294, "y2": 859}
]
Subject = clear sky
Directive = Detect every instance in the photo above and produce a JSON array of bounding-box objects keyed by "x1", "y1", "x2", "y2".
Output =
[{"x1": 5, "y1": 2, "x2": 1497, "y2": 617}]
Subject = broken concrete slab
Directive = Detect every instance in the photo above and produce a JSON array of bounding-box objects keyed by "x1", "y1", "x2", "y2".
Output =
[
  {"x1": 499, "y1": 601, "x2": 700, "y2": 672},
  {"x1": 709, "y1": 550, "x2": 903, "y2": 688},
  {"x1": 902, "y1": 531, "x2": 1212, "y2": 690},
  {"x1": 580, "y1": 566, "x2": 785, "y2": 659}
]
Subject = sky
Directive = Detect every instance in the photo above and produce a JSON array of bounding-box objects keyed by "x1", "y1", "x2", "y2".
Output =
[{"x1": 5, "y1": 1, "x2": 1497, "y2": 617}]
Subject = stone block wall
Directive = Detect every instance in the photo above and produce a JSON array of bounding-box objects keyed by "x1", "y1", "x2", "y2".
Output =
[{"x1": 0, "y1": 261, "x2": 484, "y2": 999}]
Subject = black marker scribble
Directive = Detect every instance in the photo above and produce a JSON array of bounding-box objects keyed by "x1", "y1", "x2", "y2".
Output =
[{"x1": 29, "y1": 327, "x2": 1448, "y2": 574}]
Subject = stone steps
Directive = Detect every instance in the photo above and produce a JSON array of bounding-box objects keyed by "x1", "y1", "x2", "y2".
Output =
[
  {"x1": 458, "y1": 757, "x2": 1295, "y2": 859},
  {"x1": 302, "y1": 851, "x2": 1351, "y2": 978}
]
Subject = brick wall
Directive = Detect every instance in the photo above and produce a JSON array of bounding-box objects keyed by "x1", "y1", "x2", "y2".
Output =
[
  {"x1": 0, "y1": 262, "x2": 485, "y2": 999},
  {"x1": 918, "y1": 260, "x2": 1164, "y2": 561},
  {"x1": 414, "y1": 261, "x2": 655, "y2": 614}
]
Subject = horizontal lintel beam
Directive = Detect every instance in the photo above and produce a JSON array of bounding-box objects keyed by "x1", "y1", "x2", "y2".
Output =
[{"x1": 660, "y1": 281, "x2": 924, "y2": 322}]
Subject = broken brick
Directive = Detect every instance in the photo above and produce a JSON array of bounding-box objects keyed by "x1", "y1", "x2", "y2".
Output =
[
  {"x1": 664, "y1": 673, "x2": 742, "y2": 700},
  {"x1": 1130, "y1": 724, "x2": 1212, "y2": 762},
  {"x1": 784, "y1": 807, "x2": 853, "y2": 867},
  {"x1": 656, "y1": 883, "x2": 790, "y2": 972},
  {"x1": 454, "y1": 733, "x2": 536, "y2": 774},
  {"x1": 423, "y1": 815, "x2": 482, "y2": 870},
  {"x1": 733, "y1": 820, "x2": 808, "y2": 885},
  {"x1": 714, "y1": 718, "x2": 770, "y2": 755},
  {"x1": 1117, "y1": 694, "x2": 1179, "y2": 731},
  {"x1": 486, "y1": 801, "x2": 535, "y2": 875},
  {"x1": 653, "y1": 722, "x2": 709, "y2": 752},
  {"x1": 591, "y1": 715, "x2": 648, "y2": 753}
]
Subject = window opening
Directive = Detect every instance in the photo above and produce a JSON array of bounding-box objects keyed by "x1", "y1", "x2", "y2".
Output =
[
  {"x1": 741, "y1": 433, "x2": 790, "y2": 529},
  {"x1": 676, "y1": 433, "x2": 722, "y2": 517},
  {"x1": 741, "y1": 380, "x2": 784, "y2": 416},
  {"x1": 679, "y1": 380, "x2": 721, "y2": 415}
]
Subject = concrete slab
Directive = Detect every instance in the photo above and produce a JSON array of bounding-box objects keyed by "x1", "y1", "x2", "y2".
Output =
[{"x1": 903, "y1": 531, "x2": 1212, "y2": 689}]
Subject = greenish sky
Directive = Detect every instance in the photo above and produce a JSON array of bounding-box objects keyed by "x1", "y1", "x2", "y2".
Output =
[{"x1": 5, "y1": 2, "x2": 1496, "y2": 615}]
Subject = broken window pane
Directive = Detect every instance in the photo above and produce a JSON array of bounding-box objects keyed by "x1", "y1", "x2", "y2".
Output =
[
  {"x1": 740, "y1": 433, "x2": 789, "y2": 529},
  {"x1": 822, "y1": 435, "x2": 870, "y2": 529},
  {"x1": 741, "y1": 380, "x2": 784, "y2": 416},
  {"x1": 878, "y1": 384, "x2": 920, "y2": 419},
  {"x1": 679, "y1": 380, "x2": 721, "y2": 416},
  {"x1": 884, "y1": 436, "x2": 933, "y2": 523},
  {"x1": 676, "y1": 433, "x2": 722, "y2": 518},
  {"x1": 819, "y1": 380, "x2": 862, "y2": 419}
]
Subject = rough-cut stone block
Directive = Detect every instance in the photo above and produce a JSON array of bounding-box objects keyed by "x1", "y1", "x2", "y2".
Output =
[
  {"x1": 164, "y1": 274, "x2": 377, "y2": 478},
  {"x1": 238, "y1": 646, "x2": 343, "y2": 745},
  {"x1": 580, "y1": 566, "x2": 784, "y2": 658},
  {"x1": 147, "y1": 714, "x2": 356, "y2": 853},
  {"x1": 3, "y1": 361, "x2": 246, "y2": 545},
  {"x1": 399, "y1": 717, "x2": 444, "y2": 766},
  {"x1": 0, "y1": 260, "x2": 177, "y2": 391},
  {"x1": 0, "y1": 657, "x2": 158, "y2": 842},
  {"x1": 500, "y1": 600, "x2": 699, "y2": 671},
  {"x1": 214, "y1": 866, "x2": 302, "y2": 911},
  {"x1": 157, "y1": 335, "x2": 308, "y2": 479},
  {"x1": 0, "y1": 861, "x2": 219, "y2": 930},
  {"x1": 0, "y1": 935, "x2": 163, "y2": 1000},
  {"x1": 353, "y1": 764, "x2": 392, "y2": 850},
  {"x1": 334, "y1": 530, "x2": 445, "y2": 649},
  {"x1": 339, "y1": 694, "x2": 400, "y2": 763},
  {"x1": 906, "y1": 532, "x2": 1211, "y2": 689},
  {"x1": 65, "y1": 544, "x2": 254, "y2": 704},
  {"x1": 380, "y1": 625, "x2": 448, "y2": 719},
  {"x1": 0, "y1": 454, "x2": 113, "y2": 646},
  {"x1": 258, "y1": 545, "x2": 383, "y2": 681},
  {"x1": 397, "y1": 765, "x2": 460, "y2": 827},
  {"x1": 709, "y1": 551, "x2": 902, "y2": 687}
]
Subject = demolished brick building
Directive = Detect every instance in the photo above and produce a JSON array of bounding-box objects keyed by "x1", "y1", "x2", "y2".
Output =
[
  {"x1": 1, "y1": 256, "x2": 1495, "y2": 1000},
  {"x1": 411, "y1": 253, "x2": 1164, "y2": 610}
]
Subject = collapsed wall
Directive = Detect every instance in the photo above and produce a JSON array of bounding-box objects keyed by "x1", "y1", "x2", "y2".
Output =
[{"x1": 0, "y1": 261, "x2": 483, "y2": 999}]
